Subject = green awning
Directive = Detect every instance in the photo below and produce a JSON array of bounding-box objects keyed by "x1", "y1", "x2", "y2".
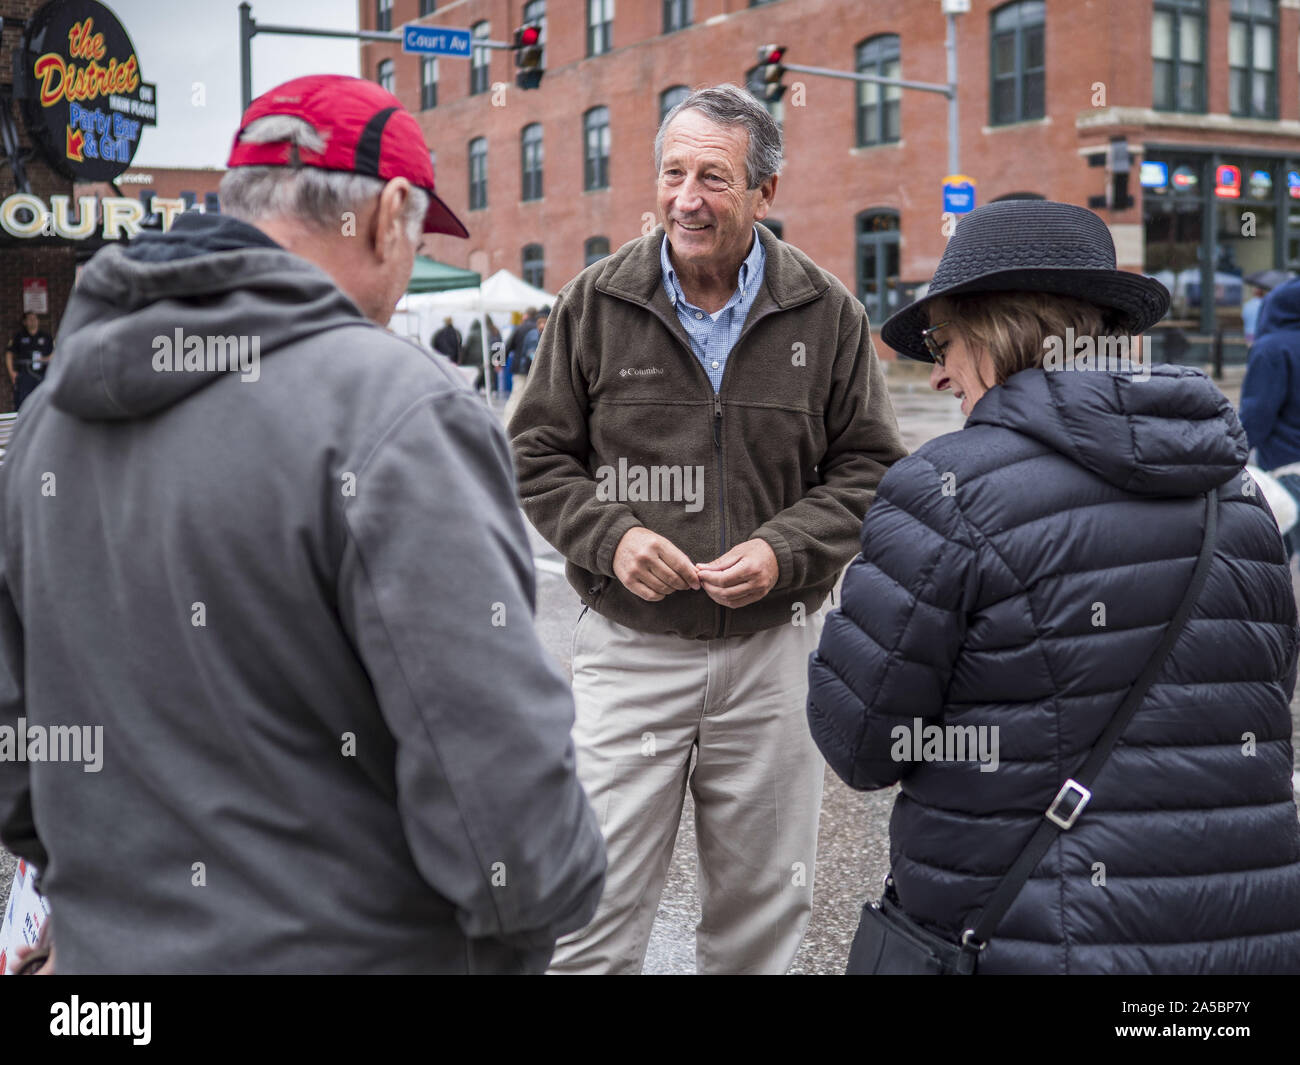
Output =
[{"x1": 407, "y1": 256, "x2": 481, "y2": 293}]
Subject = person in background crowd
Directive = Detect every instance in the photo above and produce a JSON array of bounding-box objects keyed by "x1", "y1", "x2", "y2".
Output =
[
  {"x1": 468, "y1": 315, "x2": 502, "y2": 394},
  {"x1": 0, "y1": 74, "x2": 604, "y2": 975},
  {"x1": 1240, "y1": 277, "x2": 1300, "y2": 471},
  {"x1": 431, "y1": 316, "x2": 462, "y2": 363},
  {"x1": 503, "y1": 306, "x2": 547, "y2": 426},
  {"x1": 809, "y1": 199, "x2": 1300, "y2": 974},
  {"x1": 5, "y1": 312, "x2": 54, "y2": 411},
  {"x1": 1242, "y1": 285, "x2": 1268, "y2": 344},
  {"x1": 512, "y1": 84, "x2": 906, "y2": 975}
]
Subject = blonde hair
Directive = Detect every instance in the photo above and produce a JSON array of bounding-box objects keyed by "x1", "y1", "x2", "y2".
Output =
[{"x1": 928, "y1": 291, "x2": 1118, "y2": 386}]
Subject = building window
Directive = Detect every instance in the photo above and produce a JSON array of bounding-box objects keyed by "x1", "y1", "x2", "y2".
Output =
[
  {"x1": 421, "y1": 57, "x2": 438, "y2": 110},
  {"x1": 745, "y1": 64, "x2": 784, "y2": 125},
  {"x1": 181, "y1": 191, "x2": 198, "y2": 210},
  {"x1": 660, "y1": 84, "x2": 690, "y2": 122},
  {"x1": 585, "y1": 236, "x2": 611, "y2": 266},
  {"x1": 856, "y1": 34, "x2": 901, "y2": 147},
  {"x1": 204, "y1": 192, "x2": 221, "y2": 214},
  {"x1": 990, "y1": 1, "x2": 1045, "y2": 125},
  {"x1": 138, "y1": 188, "x2": 155, "y2": 213},
  {"x1": 471, "y1": 21, "x2": 491, "y2": 96},
  {"x1": 584, "y1": 106, "x2": 610, "y2": 190},
  {"x1": 521, "y1": 124, "x2": 544, "y2": 202},
  {"x1": 377, "y1": 59, "x2": 394, "y2": 94},
  {"x1": 469, "y1": 137, "x2": 488, "y2": 210},
  {"x1": 523, "y1": 0, "x2": 547, "y2": 67},
  {"x1": 664, "y1": 0, "x2": 691, "y2": 33},
  {"x1": 1229, "y1": 0, "x2": 1277, "y2": 119},
  {"x1": 588, "y1": 0, "x2": 614, "y2": 57},
  {"x1": 1153, "y1": 0, "x2": 1205, "y2": 112},
  {"x1": 522, "y1": 244, "x2": 545, "y2": 289},
  {"x1": 376, "y1": 0, "x2": 393, "y2": 32},
  {"x1": 856, "y1": 210, "x2": 901, "y2": 325},
  {"x1": 420, "y1": 0, "x2": 436, "y2": 15}
]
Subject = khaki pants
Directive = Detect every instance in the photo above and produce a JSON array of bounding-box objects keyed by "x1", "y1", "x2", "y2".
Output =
[
  {"x1": 503, "y1": 369, "x2": 529, "y2": 426},
  {"x1": 549, "y1": 604, "x2": 827, "y2": 975}
]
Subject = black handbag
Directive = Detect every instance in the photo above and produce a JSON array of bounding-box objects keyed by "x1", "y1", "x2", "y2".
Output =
[{"x1": 847, "y1": 489, "x2": 1220, "y2": 975}]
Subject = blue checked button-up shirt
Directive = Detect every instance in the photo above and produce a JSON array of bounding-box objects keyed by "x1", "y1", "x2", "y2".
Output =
[{"x1": 660, "y1": 227, "x2": 766, "y2": 393}]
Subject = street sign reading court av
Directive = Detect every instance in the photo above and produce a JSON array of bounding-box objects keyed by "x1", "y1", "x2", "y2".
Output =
[{"x1": 402, "y1": 25, "x2": 472, "y2": 57}]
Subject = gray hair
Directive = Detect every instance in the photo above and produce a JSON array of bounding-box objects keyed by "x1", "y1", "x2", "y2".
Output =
[
  {"x1": 653, "y1": 83, "x2": 784, "y2": 190},
  {"x1": 219, "y1": 115, "x2": 429, "y2": 243}
]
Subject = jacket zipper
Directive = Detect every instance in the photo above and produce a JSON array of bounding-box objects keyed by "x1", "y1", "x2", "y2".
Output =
[{"x1": 713, "y1": 393, "x2": 727, "y2": 638}]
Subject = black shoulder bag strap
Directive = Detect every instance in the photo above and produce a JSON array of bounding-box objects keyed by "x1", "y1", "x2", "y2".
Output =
[{"x1": 960, "y1": 488, "x2": 1220, "y2": 957}]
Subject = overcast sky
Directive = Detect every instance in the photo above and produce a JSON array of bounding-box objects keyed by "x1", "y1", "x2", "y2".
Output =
[{"x1": 110, "y1": 0, "x2": 361, "y2": 169}]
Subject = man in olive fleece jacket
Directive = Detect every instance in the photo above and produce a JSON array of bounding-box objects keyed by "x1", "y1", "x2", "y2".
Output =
[{"x1": 510, "y1": 86, "x2": 905, "y2": 974}]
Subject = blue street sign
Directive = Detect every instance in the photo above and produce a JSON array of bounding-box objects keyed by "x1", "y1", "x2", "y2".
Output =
[
  {"x1": 942, "y1": 174, "x2": 977, "y2": 215},
  {"x1": 402, "y1": 25, "x2": 472, "y2": 56}
]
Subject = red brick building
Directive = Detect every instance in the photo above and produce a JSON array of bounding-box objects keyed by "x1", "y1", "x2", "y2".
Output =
[{"x1": 360, "y1": 0, "x2": 1300, "y2": 357}]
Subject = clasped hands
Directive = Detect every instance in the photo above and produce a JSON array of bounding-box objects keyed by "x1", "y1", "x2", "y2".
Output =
[{"x1": 612, "y1": 526, "x2": 778, "y2": 608}]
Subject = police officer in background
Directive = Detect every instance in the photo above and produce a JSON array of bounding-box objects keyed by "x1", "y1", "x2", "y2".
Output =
[{"x1": 6, "y1": 312, "x2": 54, "y2": 411}]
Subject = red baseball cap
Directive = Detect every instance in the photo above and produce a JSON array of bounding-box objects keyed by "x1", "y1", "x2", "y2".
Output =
[{"x1": 227, "y1": 74, "x2": 468, "y2": 239}]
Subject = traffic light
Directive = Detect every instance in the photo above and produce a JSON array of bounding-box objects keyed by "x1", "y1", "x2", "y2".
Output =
[
  {"x1": 756, "y1": 44, "x2": 787, "y2": 103},
  {"x1": 514, "y1": 23, "x2": 543, "y2": 90}
]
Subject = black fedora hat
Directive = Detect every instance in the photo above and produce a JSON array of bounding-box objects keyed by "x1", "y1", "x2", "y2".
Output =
[{"x1": 880, "y1": 200, "x2": 1171, "y2": 362}]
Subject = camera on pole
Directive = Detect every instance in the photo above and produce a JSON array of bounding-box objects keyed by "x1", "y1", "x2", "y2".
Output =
[
  {"x1": 756, "y1": 44, "x2": 787, "y2": 103},
  {"x1": 514, "y1": 23, "x2": 543, "y2": 90}
]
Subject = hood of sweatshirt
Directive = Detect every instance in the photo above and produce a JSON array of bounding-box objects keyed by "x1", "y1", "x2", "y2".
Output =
[
  {"x1": 48, "y1": 211, "x2": 367, "y2": 421},
  {"x1": 966, "y1": 363, "x2": 1246, "y2": 497}
]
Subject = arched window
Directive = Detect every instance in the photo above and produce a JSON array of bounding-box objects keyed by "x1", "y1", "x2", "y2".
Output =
[
  {"x1": 522, "y1": 244, "x2": 545, "y2": 289},
  {"x1": 1229, "y1": 0, "x2": 1277, "y2": 118},
  {"x1": 584, "y1": 106, "x2": 611, "y2": 190},
  {"x1": 856, "y1": 210, "x2": 901, "y2": 325},
  {"x1": 521, "y1": 124, "x2": 543, "y2": 202},
  {"x1": 856, "y1": 35, "x2": 901, "y2": 146},
  {"x1": 376, "y1": 59, "x2": 394, "y2": 94},
  {"x1": 660, "y1": 85, "x2": 690, "y2": 122},
  {"x1": 585, "y1": 236, "x2": 611, "y2": 266},
  {"x1": 468, "y1": 137, "x2": 488, "y2": 210},
  {"x1": 471, "y1": 21, "x2": 491, "y2": 96},
  {"x1": 990, "y1": 1, "x2": 1045, "y2": 125}
]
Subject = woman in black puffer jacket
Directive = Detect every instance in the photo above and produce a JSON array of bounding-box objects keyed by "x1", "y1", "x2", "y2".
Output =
[{"x1": 808, "y1": 200, "x2": 1300, "y2": 974}]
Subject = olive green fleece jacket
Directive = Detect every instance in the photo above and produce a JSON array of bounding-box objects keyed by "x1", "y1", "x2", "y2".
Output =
[{"x1": 510, "y1": 224, "x2": 907, "y2": 640}]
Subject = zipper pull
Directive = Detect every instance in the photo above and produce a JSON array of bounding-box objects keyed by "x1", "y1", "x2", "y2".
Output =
[{"x1": 713, "y1": 396, "x2": 722, "y2": 447}]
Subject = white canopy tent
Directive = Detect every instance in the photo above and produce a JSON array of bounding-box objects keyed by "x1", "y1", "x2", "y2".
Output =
[{"x1": 393, "y1": 269, "x2": 557, "y2": 395}]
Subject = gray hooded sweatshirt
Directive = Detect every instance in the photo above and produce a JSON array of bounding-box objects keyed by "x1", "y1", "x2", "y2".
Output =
[{"x1": 0, "y1": 213, "x2": 605, "y2": 973}]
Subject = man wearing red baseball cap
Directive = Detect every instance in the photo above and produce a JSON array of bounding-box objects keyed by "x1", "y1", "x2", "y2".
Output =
[{"x1": 0, "y1": 74, "x2": 605, "y2": 974}]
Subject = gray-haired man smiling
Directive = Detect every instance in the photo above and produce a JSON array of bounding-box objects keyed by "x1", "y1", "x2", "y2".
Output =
[{"x1": 512, "y1": 84, "x2": 906, "y2": 974}]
